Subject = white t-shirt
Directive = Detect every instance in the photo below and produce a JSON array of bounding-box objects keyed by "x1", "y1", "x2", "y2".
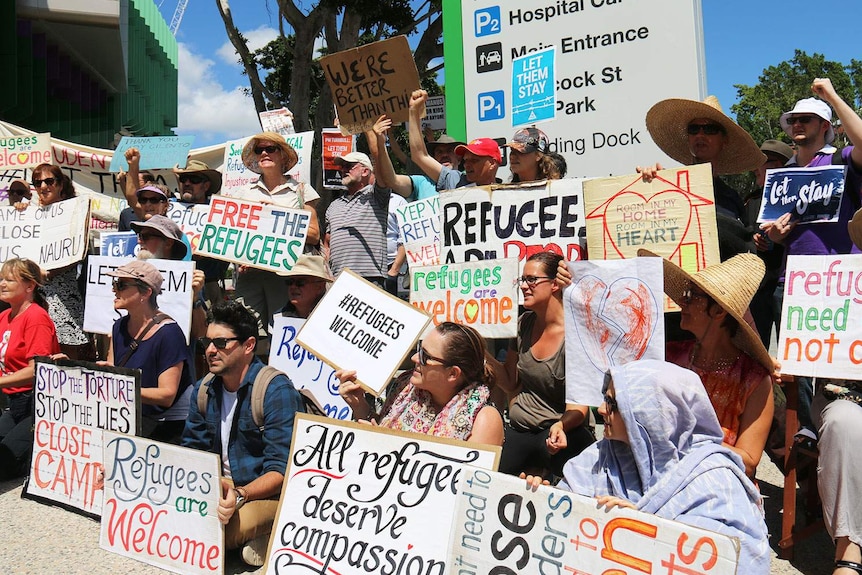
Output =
[{"x1": 220, "y1": 389, "x2": 239, "y2": 479}]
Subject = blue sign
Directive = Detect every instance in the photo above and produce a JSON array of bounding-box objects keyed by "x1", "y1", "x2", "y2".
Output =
[
  {"x1": 757, "y1": 166, "x2": 847, "y2": 224},
  {"x1": 110, "y1": 135, "x2": 195, "y2": 172},
  {"x1": 101, "y1": 232, "x2": 140, "y2": 257},
  {"x1": 478, "y1": 91, "x2": 505, "y2": 121},
  {"x1": 511, "y1": 47, "x2": 556, "y2": 127},
  {"x1": 474, "y1": 7, "x2": 501, "y2": 37}
]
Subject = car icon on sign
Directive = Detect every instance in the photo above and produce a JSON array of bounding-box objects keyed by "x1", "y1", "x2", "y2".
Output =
[{"x1": 486, "y1": 51, "x2": 502, "y2": 65}]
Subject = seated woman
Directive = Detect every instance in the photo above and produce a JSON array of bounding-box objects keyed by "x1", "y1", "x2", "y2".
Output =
[
  {"x1": 529, "y1": 360, "x2": 770, "y2": 574},
  {"x1": 337, "y1": 322, "x2": 503, "y2": 446},
  {"x1": 106, "y1": 260, "x2": 193, "y2": 444},
  {"x1": 639, "y1": 250, "x2": 774, "y2": 477}
]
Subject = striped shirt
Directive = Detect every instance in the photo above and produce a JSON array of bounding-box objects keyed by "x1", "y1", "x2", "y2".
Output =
[{"x1": 325, "y1": 184, "x2": 389, "y2": 278}]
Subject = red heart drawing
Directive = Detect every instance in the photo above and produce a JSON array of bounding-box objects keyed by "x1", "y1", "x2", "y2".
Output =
[
  {"x1": 603, "y1": 190, "x2": 695, "y2": 259},
  {"x1": 571, "y1": 275, "x2": 659, "y2": 374}
]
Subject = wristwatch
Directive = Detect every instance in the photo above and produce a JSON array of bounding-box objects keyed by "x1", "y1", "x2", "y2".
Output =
[{"x1": 233, "y1": 487, "x2": 247, "y2": 510}]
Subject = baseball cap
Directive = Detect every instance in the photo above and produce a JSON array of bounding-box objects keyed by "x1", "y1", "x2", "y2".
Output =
[
  {"x1": 106, "y1": 260, "x2": 164, "y2": 294},
  {"x1": 333, "y1": 152, "x2": 373, "y2": 169},
  {"x1": 506, "y1": 127, "x2": 549, "y2": 154},
  {"x1": 454, "y1": 138, "x2": 502, "y2": 163}
]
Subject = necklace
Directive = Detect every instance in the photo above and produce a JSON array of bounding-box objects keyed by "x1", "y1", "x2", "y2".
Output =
[{"x1": 689, "y1": 345, "x2": 740, "y2": 372}]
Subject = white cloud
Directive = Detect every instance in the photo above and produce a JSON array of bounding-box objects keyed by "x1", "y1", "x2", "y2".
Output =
[{"x1": 216, "y1": 26, "x2": 279, "y2": 66}]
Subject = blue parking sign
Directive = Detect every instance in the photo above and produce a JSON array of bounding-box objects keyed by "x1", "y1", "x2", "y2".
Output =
[
  {"x1": 474, "y1": 7, "x2": 501, "y2": 37},
  {"x1": 478, "y1": 91, "x2": 505, "y2": 121},
  {"x1": 511, "y1": 47, "x2": 556, "y2": 126}
]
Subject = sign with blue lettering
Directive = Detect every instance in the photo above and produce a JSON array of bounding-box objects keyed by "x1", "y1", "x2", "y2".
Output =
[
  {"x1": 100, "y1": 232, "x2": 139, "y2": 257},
  {"x1": 478, "y1": 90, "x2": 505, "y2": 121},
  {"x1": 474, "y1": 6, "x2": 501, "y2": 37},
  {"x1": 109, "y1": 136, "x2": 195, "y2": 172},
  {"x1": 757, "y1": 166, "x2": 847, "y2": 224},
  {"x1": 511, "y1": 46, "x2": 556, "y2": 127}
]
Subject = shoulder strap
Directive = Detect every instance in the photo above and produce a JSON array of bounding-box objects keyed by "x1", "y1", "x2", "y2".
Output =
[
  {"x1": 115, "y1": 312, "x2": 169, "y2": 367},
  {"x1": 250, "y1": 366, "x2": 283, "y2": 429},
  {"x1": 196, "y1": 372, "x2": 216, "y2": 415}
]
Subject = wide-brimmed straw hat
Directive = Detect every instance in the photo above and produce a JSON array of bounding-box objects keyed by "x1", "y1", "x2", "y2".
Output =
[
  {"x1": 277, "y1": 255, "x2": 333, "y2": 281},
  {"x1": 173, "y1": 159, "x2": 222, "y2": 194},
  {"x1": 849, "y1": 208, "x2": 862, "y2": 251},
  {"x1": 241, "y1": 132, "x2": 299, "y2": 174},
  {"x1": 638, "y1": 249, "x2": 772, "y2": 371},
  {"x1": 645, "y1": 96, "x2": 766, "y2": 175}
]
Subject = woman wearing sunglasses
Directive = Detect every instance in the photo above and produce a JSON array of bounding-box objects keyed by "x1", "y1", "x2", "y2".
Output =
[
  {"x1": 336, "y1": 322, "x2": 503, "y2": 446},
  {"x1": 526, "y1": 360, "x2": 769, "y2": 574},
  {"x1": 105, "y1": 260, "x2": 193, "y2": 444},
  {"x1": 497, "y1": 251, "x2": 594, "y2": 479}
]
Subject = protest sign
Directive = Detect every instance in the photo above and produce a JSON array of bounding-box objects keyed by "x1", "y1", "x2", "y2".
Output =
[
  {"x1": 25, "y1": 358, "x2": 140, "y2": 516},
  {"x1": 321, "y1": 36, "x2": 421, "y2": 135},
  {"x1": 109, "y1": 136, "x2": 195, "y2": 172},
  {"x1": 322, "y1": 128, "x2": 354, "y2": 190},
  {"x1": 283, "y1": 130, "x2": 314, "y2": 186},
  {"x1": 0, "y1": 132, "x2": 52, "y2": 169},
  {"x1": 778, "y1": 254, "x2": 862, "y2": 379},
  {"x1": 196, "y1": 195, "x2": 309, "y2": 273},
  {"x1": 757, "y1": 165, "x2": 847, "y2": 224},
  {"x1": 512, "y1": 46, "x2": 556, "y2": 126},
  {"x1": 563, "y1": 257, "x2": 665, "y2": 406},
  {"x1": 263, "y1": 414, "x2": 500, "y2": 574},
  {"x1": 0, "y1": 195, "x2": 90, "y2": 270},
  {"x1": 441, "y1": 179, "x2": 586, "y2": 266},
  {"x1": 422, "y1": 95, "x2": 446, "y2": 130},
  {"x1": 270, "y1": 316, "x2": 351, "y2": 420},
  {"x1": 100, "y1": 432, "x2": 222, "y2": 574},
  {"x1": 100, "y1": 231, "x2": 139, "y2": 257},
  {"x1": 410, "y1": 258, "x2": 519, "y2": 338},
  {"x1": 220, "y1": 136, "x2": 253, "y2": 196},
  {"x1": 297, "y1": 270, "x2": 430, "y2": 394},
  {"x1": 259, "y1": 107, "x2": 296, "y2": 135},
  {"x1": 84, "y1": 256, "x2": 194, "y2": 341},
  {"x1": 449, "y1": 467, "x2": 740, "y2": 574},
  {"x1": 396, "y1": 196, "x2": 442, "y2": 266},
  {"x1": 167, "y1": 201, "x2": 211, "y2": 249}
]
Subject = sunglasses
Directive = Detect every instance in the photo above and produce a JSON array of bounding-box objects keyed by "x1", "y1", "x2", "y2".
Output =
[
  {"x1": 254, "y1": 145, "x2": 280, "y2": 155},
  {"x1": 199, "y1": 336, "x2": 242, "y2": 350},
  {"x1": 137, "y1": 232, "x2": 164, "y2": 242},
  {"x1": 686, "y1": 123, "x2": 724, "y2": 136},
  {"x1": 603, "y1": 393, "x2": 618, "y2": 415},
  {"x1": 111, "y1": 279, "x2": 142, "y2": 291},
  {"x1": 786, "y1": 115, "x2": 817, "y2": 125},
  {"x1": 516, "y1": 275, "x2": 553, "y2": 287},
  {"x1": 138, "y1": 195, "x2": 166, "y2": 205},
  {"x1": 32, "y1": 177, "x2": 57, "y2": 187},
  {"x1": 178, "y1": 174, "x2": 205, "y2": 184},
  {"x1": 416, "y1": 341, "x2": 448, "y2": 366},
  {"x1": 681, "y1": 289, "x2": 710, "y2": 305},
  {"x1": 286, "y1": 278, "x2": 326, "y2": 288}
]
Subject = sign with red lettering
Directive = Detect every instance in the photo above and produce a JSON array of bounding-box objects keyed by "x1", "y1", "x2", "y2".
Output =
[
  {"x1": 264, "y1": 414, "x2": 500, "y2": 574},
  {"x1": 778, "y1": 254, "x2": 862, "y2": 378},
  {"x1": 449, "y1": 468, "x2": 740, "y2": 574},
  {"x1": 195, "y1": 195, "x2": 309, "y2": 273},
  {"x1": 321, "y1": 36, "x2": 421, "y2": 135},
  {"x1": 100, "y1": 432, "x2": 222, "y2": 574},
  {"x1": 25, "y1": 358, "x2": 141, "y2": 516},
  {"x1": 441, "y1": 179, "x2": 586, "y2": 271},
  {"x1": 0, "y1": 195, "x2": 90, "y2": 270},
  {"x1": 167, "y1": 202, "x2": 210, "y2": 250}
]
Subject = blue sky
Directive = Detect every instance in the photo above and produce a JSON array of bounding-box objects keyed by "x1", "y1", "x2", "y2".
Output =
[{"x1": 159, "y1": 0, "x2": 862, "y2": 147}]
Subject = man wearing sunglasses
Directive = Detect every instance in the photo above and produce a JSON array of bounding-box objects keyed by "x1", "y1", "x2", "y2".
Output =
[
  {"x1": 173, "y1": 159, "x2": 222, "y2": 203},
  {"x1": 182, "y1": 301, "x2": 304, "y2": 567}
]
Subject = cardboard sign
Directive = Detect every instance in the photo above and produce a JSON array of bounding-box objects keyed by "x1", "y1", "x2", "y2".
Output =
[
  {"x1": 0, "y1": 195, "x2": 90, "y2": 270},
  {"x1": 100, "y1": 232, "x2": 140, "y2": 257},
  {"x1": 166, "y1": 201, "x2": 211, "y2": 250},
  {"x1": 110, "y1": 136, "x2": 195, "y2": 172},
  {"x1": 263, "y1": 414, "x2": 500, "y2": 574},
  {"x1": 321, "y1": 128, "x2": 355, "y2": 191},
  {"x1": 83, "y1": 256, "x2": 194, "y2": 342},
  {"x1": 26, "y1": 358, "x2": 141, "y2": 516},
  {"x1": 296, "y1": 270, "x2": 431, "y2": 394},
  {"x1": 100, "y1": 432, "x2": 222, "y2": 574},
  {"x1": 778, "y1": 254, "x2": 862, "y2": 379},
  {"x1": 259, "y1": 107, "x2": 296, "y2": 135},
  {"x1": 512, "y1": 46, "x2": 556, "y2": 126},
  {"x1": 757, "y1": 166, "x2": 847, "y2": 224},
  {"x1": 422, "y1": 95, "x2": 446, "y2": 131},
  {"x1": 0, "y1": 132, "x2": 52, "y2": 169},
  {"x1": 269, "y1": 316, "x2": 351, "y2": 420},
  {"x1": 321, "y1": 36, "x2": 421, "y2": 135},
  {"x1": 441, "y1": 179, "x2": 586, "y2": 266},
  {"x1": 449, "y1": 467, "x2": 740, "y2": 574},
  {"x1": 195, "y1": 195, "x2": 309, "y2": 273},
  {"x1": 563, "y1": 258, "x2": 665, "y2": 407},
  {"x1": 410, "y1": 258, "x2": 519, "y2": 338},
  {"x1": 396, "y1": 196, "x2": 442, "y2": 266}
]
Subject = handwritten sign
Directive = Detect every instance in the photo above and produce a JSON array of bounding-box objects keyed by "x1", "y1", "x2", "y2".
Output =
[
  {"x1": 83, "y1": 256, "x2": 194, "y2": 341},
  {"x1": 195, "y1": 195, "x2": 309, "y2": 273},
  {"x1": 26, "y1": 358, "x2": 140, "y2": 516},
  {"x1": 263, "y1": 414, "x2": 500, "y2": 574},
  {"x1": 449, "y1": 467, "x2": 740, "y2": 574},
  {"x1": 219, "y1": 136, "x2": 253, "y2": 196},
  {"x1": 422, "y1": 95, "x2": 446, "y2": 130},
  {"x1": 269, "y1": 316, "x2": 351, "y2": 420},
  {"x1": 166, "y1": 201, "x2": 210, "y2": 250},
  {"x1": 100, "y1": 432, "x2": 222, "y2": 574},
  {"x1": 110, "y1": 136, "x2": 195, "y2": 172},
  {"x1": 321, "y1": 35, "x2": 421, "y2": 135},
  {"x1": 0, "y1": 195, "x2": 90, "y2": 270},
  {"x1": 397, "y1": 196, "x2": 442, "y2": 266},
  {"x1": 100, "y1": 231, "x2": 140, "y2": 257},
  {"x1": 283, "y1": 130, "x2": 314, "y2": 187},
  {"x1": 441, "y1": 179, "x2": 586, "y2": 267},
  {"x1": 512, "y1": 46, "x2": 556, "y2": 126},
  {"x1": 564, "y1": 258, "x2": 665, "y2": 407},
  {"x1": 259, "y1": 107, "x2": 295, "y2": 135},
  {"x1": 297, "y1": 270, "x2": 430, "y2": 394},
  {"x1": 321, "y1": 128, "x2": 354, "y2": 191},
  {"x1": 0, "y1": 132, "x2": 52, "y2": 169},
  {"x1": 410, "y1": 258, "x2": 519, "y2": 338},
  {"x1": 778, "y1": 254, "x2": 862, "y2": 379},
  {"x1": 757, "y1": 166, "x2": 847, "y2": 223}
]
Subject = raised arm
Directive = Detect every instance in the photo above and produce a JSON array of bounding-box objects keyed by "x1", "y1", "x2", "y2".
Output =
[
  {"x1": 811, "y1": 77, "x2": 862, "y2": 169},
  {"x1": 367, "y1": 115, "x2": 414, "y2": 198},
  {"x1": 408, "y1": 90, "x2": 444, "y2": 183},
  {"x1": 124, "y1": 147, "x2": 146, "y2": 219}
]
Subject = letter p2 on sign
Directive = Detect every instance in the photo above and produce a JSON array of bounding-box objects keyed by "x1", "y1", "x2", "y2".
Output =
[{"x1": 474, "y1": 6, "x2": 501, "y2": 37}]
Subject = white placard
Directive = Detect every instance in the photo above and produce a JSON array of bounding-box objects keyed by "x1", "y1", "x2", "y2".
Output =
[
  {"x1": 220, "y1": 136, "x2": 253, "y2": 196},
  {"x1": 166, "y1": 201, "x2": 210, "y2": 250},
  {"x1": 0, "y1": 195, "x2": 90, "y2": 270},
  {"x1": 396, "y1": 196, "x2": 442, "y2": 267}
]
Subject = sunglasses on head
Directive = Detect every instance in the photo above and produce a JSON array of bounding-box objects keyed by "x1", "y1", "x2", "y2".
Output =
[
  {"x1": 786, "y1": 115, "x2": 817, "y2": 125},
  {"x1": 199, "y1": 336, "x2": 242, "y2": 350},
  {"x1": 254, "y1": 145, "x2": 280, "y2": 155},
  {"x1": 416, "y1": 341, "x2": 448, "y2": 366},
  {"x1": 111, "y1": 279, "x2": 142, "y2": 291},
  {"x1": 603, "y1": 392, "x2": 618, "y2": 414},
  {"x1": 138, "y1": 195, "x2": 165, "y2": 205},
  {"x1": 33, "y1": 177, "x2": 57, "y2": 187},
  {"x1": 686, "y1": 123, "x2": 724, "y2": 136},
  {"x1": 178, "y1": 174, "x2": 205, "y2": 184}
]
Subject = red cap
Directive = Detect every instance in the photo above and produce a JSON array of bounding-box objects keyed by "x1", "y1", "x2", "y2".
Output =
[{"x1": 455, "y1": 138, "x2": 501, "y2": 164}]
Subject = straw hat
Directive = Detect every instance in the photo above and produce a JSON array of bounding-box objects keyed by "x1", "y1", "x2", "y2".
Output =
[
  {"x1": 173, "y1": 159, "x2": 222, "y2": 194},
  {"x1": 638, "y1": 249, "x2": 772, "y2": 371},
  {"x1": 645, "y1": 96, "x2": 766, "y2": 175},
  {"x1": 241, "y1": 132, "x2": 299, "y2": 174},
  {"x1": 277, "y1": 255, "x2": 333, "y2": 281},
  {"x1": 849, "y1": 208, "x2": 862, "y2": 251}
]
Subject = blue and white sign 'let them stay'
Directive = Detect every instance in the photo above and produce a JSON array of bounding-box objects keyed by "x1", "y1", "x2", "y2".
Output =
[
  {"x1": 511, "y1": 46, "x2": 556, "y2": 127},
  {"x1": 757, "y1": 165, "x2": 847, "y2": 224}
]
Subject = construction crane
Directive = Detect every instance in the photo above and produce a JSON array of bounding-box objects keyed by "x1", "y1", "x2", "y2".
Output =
[{"x1": 169, "y1": 0, "x2": 189, "y2": 36}]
